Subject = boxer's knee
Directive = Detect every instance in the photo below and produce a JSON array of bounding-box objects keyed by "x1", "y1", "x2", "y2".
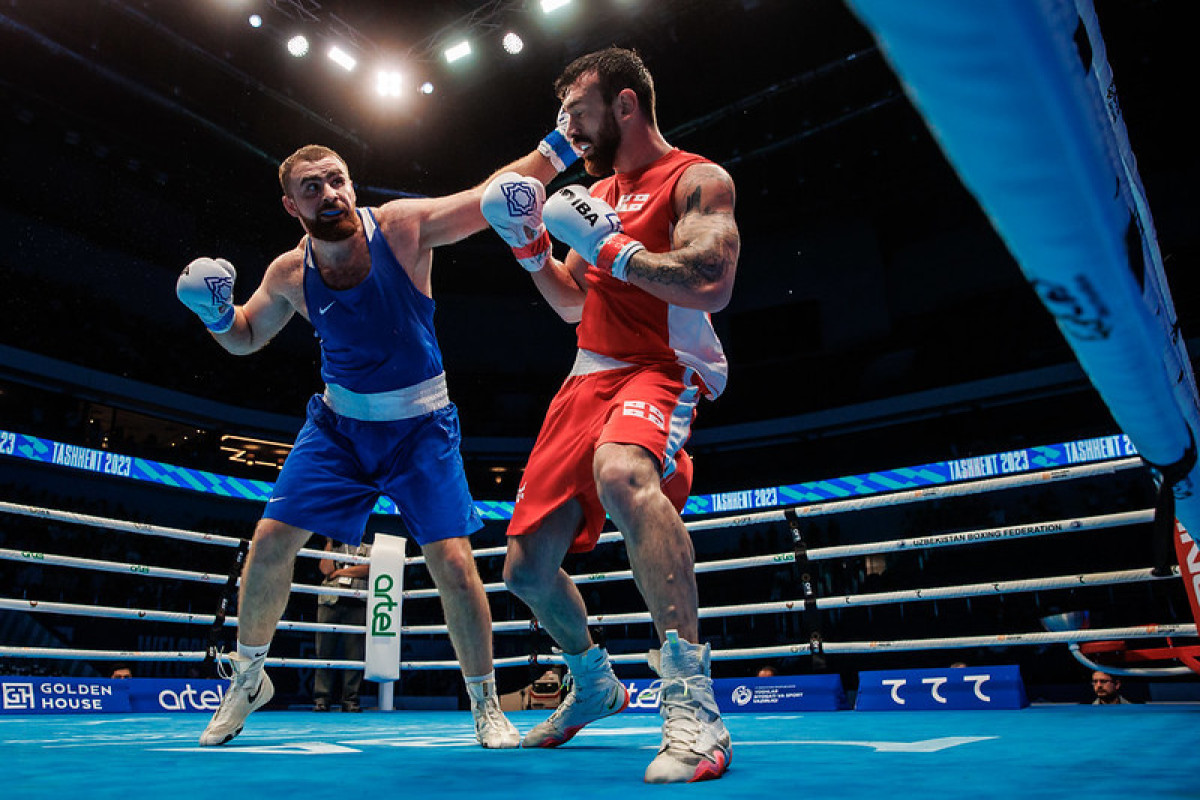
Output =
[{"x1": 594, "y1": 442, "x2": 661, "y2": 514}]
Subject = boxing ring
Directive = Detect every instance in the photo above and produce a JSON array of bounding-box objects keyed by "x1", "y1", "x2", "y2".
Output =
[
  {"x1": 2, "y1": 434, "x2": 1199, "y2": 799},
  {"x1": 2, "y1": 0, "x2": 1199, "y2": 797}
]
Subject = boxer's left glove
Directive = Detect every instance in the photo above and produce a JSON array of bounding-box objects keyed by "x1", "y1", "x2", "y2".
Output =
[
  {"x1": 481, "y1": 172, "x2": 552, "y2": 272},
  {"x1": 543, "y1": 186, "x2": 644, "y2": 282},
  {"x1": 537, "y1": 105, "x2": 585, "y2": 174},
  {"x1": 177, "y1": 257, "x2": 237, "y2": 333}
]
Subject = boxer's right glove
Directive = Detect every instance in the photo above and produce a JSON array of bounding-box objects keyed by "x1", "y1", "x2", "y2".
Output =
[
  {"x1": 537, "y1": 105, "x2": 585, "y2": 174},
  {"x1": 543, "y1": 185, "x2": 644, "y2": 282},
  {"x1": 177, "y1": 257, "x2": 237, "y2": 333},
  {"x1": 480, "y1": 172, "x2": 552, "y2": 272}
]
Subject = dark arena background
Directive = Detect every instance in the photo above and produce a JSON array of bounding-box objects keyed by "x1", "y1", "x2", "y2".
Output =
[{"x1": 1, "y1": 1, "x2": 1197, "y2": 797}]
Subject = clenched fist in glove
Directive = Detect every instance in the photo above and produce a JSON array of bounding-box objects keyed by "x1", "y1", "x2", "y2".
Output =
[
  {"x1": 543, "y1": 186, "x2": 645, "y2": 282},
  {"x1": 480, "y1": 172, "x2": 552, "y2": 272},
  {"x1": 177, "y1": 257, "x2": 238, "y2": 333}
]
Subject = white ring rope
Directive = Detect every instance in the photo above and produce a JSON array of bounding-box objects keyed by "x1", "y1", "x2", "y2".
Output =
[
  {"x1": 1, "y1": 565, "x2": 1179, "y2": 637},
  {"x1": 0, "y1": 506, "x2": 1159, "y2": 611},
  {"x1": 0, "y1": 500, "x2": 369, "y2": 566},
  {"x1": 0, "y1": 598, "x2": 362, "y2": 634},
  {"x1": 4, "y1": 624, "x2": 1191, "y2": 670},
  {"x1": 4, "y1": 452, "x2": 1192, "y2": 672}
]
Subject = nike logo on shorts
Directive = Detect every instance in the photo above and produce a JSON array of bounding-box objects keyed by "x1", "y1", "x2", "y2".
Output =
[{"x1": 319, "y1": 301, "x2": 335, "y2": 315}]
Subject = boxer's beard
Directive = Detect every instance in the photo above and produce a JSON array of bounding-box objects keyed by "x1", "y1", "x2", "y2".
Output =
[
  {"x1": 302, "y1": 204, "x2": 359, "y2": 242},
  {"x1": 581, "y1": 110, "x2": 621, "y2": 177}
]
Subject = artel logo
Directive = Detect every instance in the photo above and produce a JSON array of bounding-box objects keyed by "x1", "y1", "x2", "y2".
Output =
[{"x1": 157, "y1": 684, "x2": 224, "y2": 711}]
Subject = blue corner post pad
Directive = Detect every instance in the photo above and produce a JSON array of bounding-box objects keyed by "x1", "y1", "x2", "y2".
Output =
[
  {"x1": 623, "y1": 674, "x2": 849, "y2": 713},
  {"x1": 855, "y1": 665, "x2": 1028, "y2": 711}
]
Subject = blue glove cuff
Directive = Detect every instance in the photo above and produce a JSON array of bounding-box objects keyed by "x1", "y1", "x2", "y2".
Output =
[
  {"x1": 206, "y1": 305, "x2": 235, "y2": 334},
  {"x1": 539, "y1": 129, "x2": 579, "y2": 173}
]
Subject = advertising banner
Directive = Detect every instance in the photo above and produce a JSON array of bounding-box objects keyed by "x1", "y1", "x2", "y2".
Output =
[
  {"x1": 0, "y1": 676, "x2": 227, "y2": 715},
  {"x1": 623, "y1": 674, "x2": 847, "y2": 713},
  {"x1": 855, "y1": 665, "x2": 1028, "y2": 710}
]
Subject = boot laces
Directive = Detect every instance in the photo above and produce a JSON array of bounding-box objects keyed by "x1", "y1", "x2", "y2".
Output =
[{"x1": 653, "y1": 675, "x2": 712, "y2": 753}]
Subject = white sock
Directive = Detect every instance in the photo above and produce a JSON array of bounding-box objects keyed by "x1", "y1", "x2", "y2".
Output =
[
  {"x1": 465, "y1": 672, "x2": 496, "y2": 701},
  {"x1": 464, "y1": 671, "x2": 495, "y2": 686},
  {"x1": 237, "y1": 642, "x2": 270, "y2": 662}
]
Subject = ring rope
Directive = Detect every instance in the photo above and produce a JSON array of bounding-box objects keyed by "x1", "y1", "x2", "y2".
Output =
[
  {"x1": 0, "y1": 501, "x2": 1167, "y2": 631},
  {"x1": 1, "y1": 460, "x2": 1147, "y2": 600},
  {"x1": 4, "y1": 453, "x2": 1184, "y2": 672},
  {"x1": 0, "y1": 547, "x2": 365, "y2": 599},
  {"x1": 0, "y1": 598, "x2": 363, "y2": 634},
  {"x1": 1, "y1": 565, "x2": 1179, "y2": 639},
  {"x1": 0, "y1": 500, "x2": 368, "y2": 566},
  {"x1": 5, "y1": 624, "x2": 1191, "y2": 669}
]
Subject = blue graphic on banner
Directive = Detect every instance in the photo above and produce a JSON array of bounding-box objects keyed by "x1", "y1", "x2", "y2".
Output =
[
  {"x1": 0, "y1": 676, "x2": 227, "y2": 715},
  {"x1": 0, "y1": 428, "x2": 1138, "y2": 522},
  {"x1": 623, "y1": 674, "x2": 847, "y2": 713},
  {"x1": 854, "y1": 665, "x2": 1028, "y2": 711},
  {"x1": 682, "y1": 434, "x2": 1138, "y2": 516}
]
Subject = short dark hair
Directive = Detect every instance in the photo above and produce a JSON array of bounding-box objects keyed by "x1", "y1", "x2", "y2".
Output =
[
  {"x1": 278, "y1": 144, "x2": 347, "y2": 195},
  {"x1": 554, "y1": 47, "x2": 657, "y2": 127}
]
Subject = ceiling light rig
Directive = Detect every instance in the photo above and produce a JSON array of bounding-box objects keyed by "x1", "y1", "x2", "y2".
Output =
[
  {"x1": 375, "y1": 69, "x2": 404, "y2": 98},
  {"x1": 443, "y1": 40, "x2": 472, "y2": 64},
  {"x1": 235, "y1": 0, "x2": 597, "y2": 105},
  {"x1": 502, "y1": 32, "x2": 524, "y2": 55},
  {"x1": 327, "y1": 45, "x2": 357, "y2": 72},
  {"x1": 286, "y1": 34, "x2": 309, "y2": 58}
]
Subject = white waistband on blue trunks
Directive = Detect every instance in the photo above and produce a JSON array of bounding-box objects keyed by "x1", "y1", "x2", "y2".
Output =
[
  {"x1": 569, "y1": 349, "x2": 635, "y2": 377},
  {"x1": 322, "y1": 372, "x2": 450, "y2": 421}
]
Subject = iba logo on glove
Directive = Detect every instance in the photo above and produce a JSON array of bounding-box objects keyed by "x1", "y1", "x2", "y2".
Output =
[{"x1": 559, "y1": 186, "x2": 621, "y2": 234}]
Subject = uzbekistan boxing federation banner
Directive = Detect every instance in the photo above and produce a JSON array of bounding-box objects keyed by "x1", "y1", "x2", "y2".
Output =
[
  {"x1": 623, "y1": 674, "x2": 847, "y2": 713},
  {"x1": 0, "y1": 427, "x2": 1141, "y2": 521},
  {"x1": 364, "y1": 534, "x2": 405, "y2": 682},
  {"x1": 0, "y1": 676, "x2": 227, "y2": 715},
  {"x1": 855, "y1": 666, "x2": 1028, "y2": 711}
]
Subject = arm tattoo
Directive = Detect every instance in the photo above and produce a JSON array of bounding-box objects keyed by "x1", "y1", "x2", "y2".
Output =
[{"x1": 627, "y1": 173, "x2": 738, "y2": 289}]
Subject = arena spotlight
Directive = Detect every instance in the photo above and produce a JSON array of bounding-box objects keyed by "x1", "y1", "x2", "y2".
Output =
[
  {"x1": 540, "y1": 0, "x2": 571, "y2": 13},
  {"x1": 248, "y1": 14, "x2": 262, "y2": 28},
  {"x1": 443, "y1": 40, "x2": 471, "y2": 63},
  {"x1": 328, "y1": 45, "x2": 357, "y2": 72},
  {"x1": 287, "y1": 34, "x2": 309, "y2": 58},
  {"x1": 420, "y1": 82, "x2": 435, "y2": 95},
  {"x1": 376, "y1": 69, "x2": 404, "y2": 97},
  {"x1": 502, "y1": 32, "x2": 524, "y2": 55}
]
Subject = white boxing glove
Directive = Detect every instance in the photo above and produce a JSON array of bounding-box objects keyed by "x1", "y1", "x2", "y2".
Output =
[
  {"x1": 537, "y1": 105, "x2": 585, "y2": 174},
  {"x1": 177, "y1": 257, "x2": 237, "y2": 333},
  {"x1": 543, "y1": 185, "x2": 645, "y2": 282},
  {"x1": 480, "y1": 172, "x2": 552, "y2": 272}
]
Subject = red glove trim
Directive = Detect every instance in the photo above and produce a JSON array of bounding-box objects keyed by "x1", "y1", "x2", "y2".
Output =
[
  {"x1": 596, "y1": 233, "x2": 637, "y2": 274},
  {"x1": 513, "y1": 229, "x2": 551, "y2": 261}
]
